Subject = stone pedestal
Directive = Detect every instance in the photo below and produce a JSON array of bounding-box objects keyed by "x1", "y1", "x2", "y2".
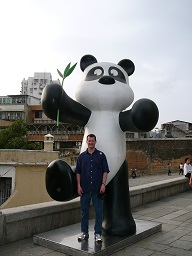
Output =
[{"x1": 34, "y1": 219, "x2": 162, "y2": 256}]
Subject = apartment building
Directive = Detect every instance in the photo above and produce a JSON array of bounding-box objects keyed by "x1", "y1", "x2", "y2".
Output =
[
  {"x1": 20, "y1": 72, "x2": 60, "y2": 99},
  {"x1": 0, "y1": 95, "x2": 39, "y2": 123}
]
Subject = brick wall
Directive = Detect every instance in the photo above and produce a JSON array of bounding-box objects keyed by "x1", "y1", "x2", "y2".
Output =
[{"x1": 126, "y1": 138, "x2": 192, "y2": 176}]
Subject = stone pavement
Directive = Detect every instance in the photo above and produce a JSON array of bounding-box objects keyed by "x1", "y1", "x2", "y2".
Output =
[
  {"x1": 128, "y1": 172, "x2": 183, "y2": 187},
  {"x1": 1, "y1": 173, "x2": 192, "y2": 256}
]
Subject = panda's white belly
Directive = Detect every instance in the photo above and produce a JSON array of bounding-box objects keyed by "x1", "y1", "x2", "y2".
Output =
[{"x1": 80, "y1": 111, "x2": 125, "y2": 184}]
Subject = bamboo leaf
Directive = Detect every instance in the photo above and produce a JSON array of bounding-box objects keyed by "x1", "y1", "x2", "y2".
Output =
[
  {"x1": 64, "y1": 63, "x2": 71, "y2": 78},
  {"x1": 57, "y1": 69, "x2": 63, "y2": 78},
  {"x1": 65, "y1": 63, "x2": 77, "y2": 78}
]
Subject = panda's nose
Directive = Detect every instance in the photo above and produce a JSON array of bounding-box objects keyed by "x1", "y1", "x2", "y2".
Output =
[{"x1": 99, "y1": 76, "x2": 115, "y2": 85}]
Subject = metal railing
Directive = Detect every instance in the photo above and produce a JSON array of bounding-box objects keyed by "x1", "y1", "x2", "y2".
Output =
[
  {"x1": 0, "y1": 189, "x2": 11, "y2": 205},
  {"x1": 27, "y1": 130, "x2": 84, "y2": 135}
]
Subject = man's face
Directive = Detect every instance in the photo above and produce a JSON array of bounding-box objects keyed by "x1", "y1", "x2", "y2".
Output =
[{"x1": 86, "y1": 136, "x2": 96, "y2": 149}]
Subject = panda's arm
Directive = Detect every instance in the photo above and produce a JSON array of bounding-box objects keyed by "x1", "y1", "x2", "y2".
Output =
[
  {"x1": 41, "y1": 83, "x2": 91, "y2": 126},
  {"x1": 119, "y1": 98, "x2": 159, "y2": 132}
]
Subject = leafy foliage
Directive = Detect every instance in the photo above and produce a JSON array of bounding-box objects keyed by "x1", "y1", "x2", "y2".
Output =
[
  {"x1": 57, "y1": 62, "x2": 77, "y2": 86},
  {"x1": 0, "y1": 120, "x2": 42, "y2": 150},
  {"x1": 56, "y1": 61, "x2": 77, "y2": 127}
]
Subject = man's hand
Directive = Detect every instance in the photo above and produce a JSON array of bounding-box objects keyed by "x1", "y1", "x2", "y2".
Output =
[
  {"x1": 77, "y1": 184, "x2": 83, "y2": 196},
  {"x1": 100, "y1": 183, "x2": 106, "y2": 194}
]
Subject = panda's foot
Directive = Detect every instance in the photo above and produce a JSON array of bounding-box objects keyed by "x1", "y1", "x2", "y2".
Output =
[
  {"x1": 46, "y1": 159, "x2": 78, "y2": 201},
  {"x1": 102, "y1": 160, "x2": 136, "y2": 236},
  {"x1": 102, "y1": 215, "x2": 136, "y2": 236}
]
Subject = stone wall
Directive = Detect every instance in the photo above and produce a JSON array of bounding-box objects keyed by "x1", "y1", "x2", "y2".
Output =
[
  {"x1": 126, "y1": 138, "x2": 192, "y2": 176},
  {"x1": 0, "y1": 176, "x2": 189, "y2": 245}
]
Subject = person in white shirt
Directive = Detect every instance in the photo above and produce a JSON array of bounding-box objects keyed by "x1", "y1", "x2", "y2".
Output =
[
  {"x1": 184, "y1": 158, "x2": 192, "y2": 186},
  {"x1": 179, "y1": 162, "x2": 184, "y2": 175}
]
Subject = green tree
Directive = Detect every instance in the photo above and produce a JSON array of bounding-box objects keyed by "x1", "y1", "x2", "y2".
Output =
[{"x1": 0, "y1": 120, "x2": 42, "y2": 150}]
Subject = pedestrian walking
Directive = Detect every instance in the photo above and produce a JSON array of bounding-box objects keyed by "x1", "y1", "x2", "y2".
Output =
[
  {"x1": 179, "y1": 162, "x2": 184, "y2": 175},
  {"x1": 167, "y1": 163, "x2": 171, "y2": 176}
]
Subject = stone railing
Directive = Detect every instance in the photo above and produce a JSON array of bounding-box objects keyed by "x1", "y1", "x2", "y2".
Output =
[{"x1": 0, "y1": 176, "x2": 190, "y2": 245}]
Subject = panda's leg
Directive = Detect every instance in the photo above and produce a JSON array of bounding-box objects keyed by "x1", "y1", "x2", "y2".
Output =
[
  {"x1": 46, "y1": 159, "x2": 78, "y2": 201},
  {"x1": 102, "y1": 160, "x2": 136, "y2": 236}
]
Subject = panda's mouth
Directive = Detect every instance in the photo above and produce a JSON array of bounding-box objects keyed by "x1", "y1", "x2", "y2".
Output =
[{"x1": 99, "y1": 76, "x2": 115, "y2": 85}]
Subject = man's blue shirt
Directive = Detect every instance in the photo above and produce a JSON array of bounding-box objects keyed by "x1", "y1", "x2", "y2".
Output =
[{"x1": 75, "y1": 148, "x2": 109, "y2": 193}]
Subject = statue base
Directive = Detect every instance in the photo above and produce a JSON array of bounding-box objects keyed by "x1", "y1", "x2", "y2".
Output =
[{"x1": 33, "y1": 219, "x2": 161, "y2": 256}]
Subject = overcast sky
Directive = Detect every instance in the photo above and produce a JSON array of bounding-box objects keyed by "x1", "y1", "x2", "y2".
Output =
[{"x1": 0, "y1": 0, "x2": 192, "y2": 128}]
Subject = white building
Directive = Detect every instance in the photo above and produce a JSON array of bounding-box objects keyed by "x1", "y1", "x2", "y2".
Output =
[
  {"x1": 20, "y1": 72, "x2": 60, "y2": 99},
  {"x1": 161, "y1": 120, "x2": 192, "y2": 138}
]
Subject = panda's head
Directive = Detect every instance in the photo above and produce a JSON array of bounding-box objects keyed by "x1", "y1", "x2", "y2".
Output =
[{"x1": 75, "y1": 55, "x2": 135, "y2": 111}]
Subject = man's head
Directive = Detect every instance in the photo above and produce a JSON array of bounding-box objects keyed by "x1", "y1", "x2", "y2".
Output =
[{"x1": 86, "y1": 134, "x2": 96, "y2": 150}]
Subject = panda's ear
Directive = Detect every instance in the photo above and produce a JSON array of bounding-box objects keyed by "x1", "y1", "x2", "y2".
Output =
[
  {"x1": 118, "y1": 59, "x2": 135, "y2": 76},
  {"x1": 80, "y1": 55, "x2": 97, "y2": 71}
]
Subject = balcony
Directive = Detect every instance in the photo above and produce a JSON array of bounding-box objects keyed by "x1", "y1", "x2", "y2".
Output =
[{"x1": 33, "y1": 118, "x2": 56, "y2": 124}]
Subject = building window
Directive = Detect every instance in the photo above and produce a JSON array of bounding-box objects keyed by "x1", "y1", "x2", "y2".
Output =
[
  {"x1": 140, "y1": 133, "x2": 147, "y2": 138},
  {"x1": 126, "y1": 133, "x2": 134, "y2": 139},
  {"x1": 0, "y1": 111, "x2": 24, "y2": 121},
  {"x1": 0, "y1": 177, "x2": 12, "y2": 205},
  {"x1": 35, "y1": 111, "x2": 42, "y2": 118}
]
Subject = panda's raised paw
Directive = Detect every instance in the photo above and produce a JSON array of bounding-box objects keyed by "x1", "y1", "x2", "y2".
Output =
[{"x1": 46, "y1": 159, "x2": 77, "y2": 201}]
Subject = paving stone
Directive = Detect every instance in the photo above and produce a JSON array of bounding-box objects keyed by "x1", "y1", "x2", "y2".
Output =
[
  {"x1": 159, "y1": 209, "x2": 188, "y2": 220},
  {"x1": 180, "y1": 222, "x2": 192, "y2": 227},
  {"x1": 180, "y1": 234, "x2": 192, "y2": 242},
  {"x1": 23, "y1": 245, "x2": 53, "y2": 256},
  {"x1": 149, "y1": 252, "x2": 170, "y2": 256},
  {"x1": 136, "y1": 241, "x2": 170, "y2": 252},
  {"x1": 143, "y1": 208, "x2": 179, "y2": 219},
  {"x1": 170, "y1": 199, "x2": 192, "y2": 208},
  {"x1": 0, "y1": 239, "x2": 35, "y2": 255},
  {"x1": 170, "y1": 239, "x2": 192, "y2": 250},
  {"x1": 46, "y1": 251, "x2": 68, "y2": 256},
  {"x1": 161, "y1": 223, "x2": 177, "y2": 232},
  {"x1": 173, "y1": 211, "x2": 192, "y2": 222},
  {"x1": 172, "y1": 226, "x2": 192, "y2": 234},
  {"x1": 144, "y1": 231, "x2": 182, "y2": 245},
  {"x1": 112, "y1": 245, "x2": 154, "y2": 256},
  {"x1": 10, "y1": 250, "x2": 33, "y2": 256},
  {"x1": 184, "y1": 219, "x2": 192, "y2": 224},
  {"x1": 163, "y1": 247, "x2": 192, "y2": 256},
  {"x1": 155, "y1": 217, "x2": 183, "y2": 226}
]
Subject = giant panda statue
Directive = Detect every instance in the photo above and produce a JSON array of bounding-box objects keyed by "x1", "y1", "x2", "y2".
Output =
[{"x1": 41, "y1": 54, "x2": 159, "y2": 236}]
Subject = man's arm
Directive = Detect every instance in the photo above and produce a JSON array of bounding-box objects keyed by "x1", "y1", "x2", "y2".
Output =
[
  {"x1": 100, "y1": 172, "x2": 108, "y2": 193},
  {"x1": 102, "y1": 172, "x2": 108, "y2": 186}
]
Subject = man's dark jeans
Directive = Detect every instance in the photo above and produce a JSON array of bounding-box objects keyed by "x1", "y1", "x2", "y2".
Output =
[{"x1": 80, "y1": 191, "x2": 103, "y2": 235}]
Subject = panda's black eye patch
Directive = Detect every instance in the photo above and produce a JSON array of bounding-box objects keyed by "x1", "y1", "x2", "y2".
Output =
[
  {"x1": 109, "y1": 67, "x2": 126, "y2": 83},
  {"x1": 85, "y1": 66, "x2": 104, "y2": 81}
]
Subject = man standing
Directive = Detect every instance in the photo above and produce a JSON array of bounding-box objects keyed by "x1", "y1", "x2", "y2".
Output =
[{"x1": 76, "y1": 134, "x2": 109, "y2": 243}]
